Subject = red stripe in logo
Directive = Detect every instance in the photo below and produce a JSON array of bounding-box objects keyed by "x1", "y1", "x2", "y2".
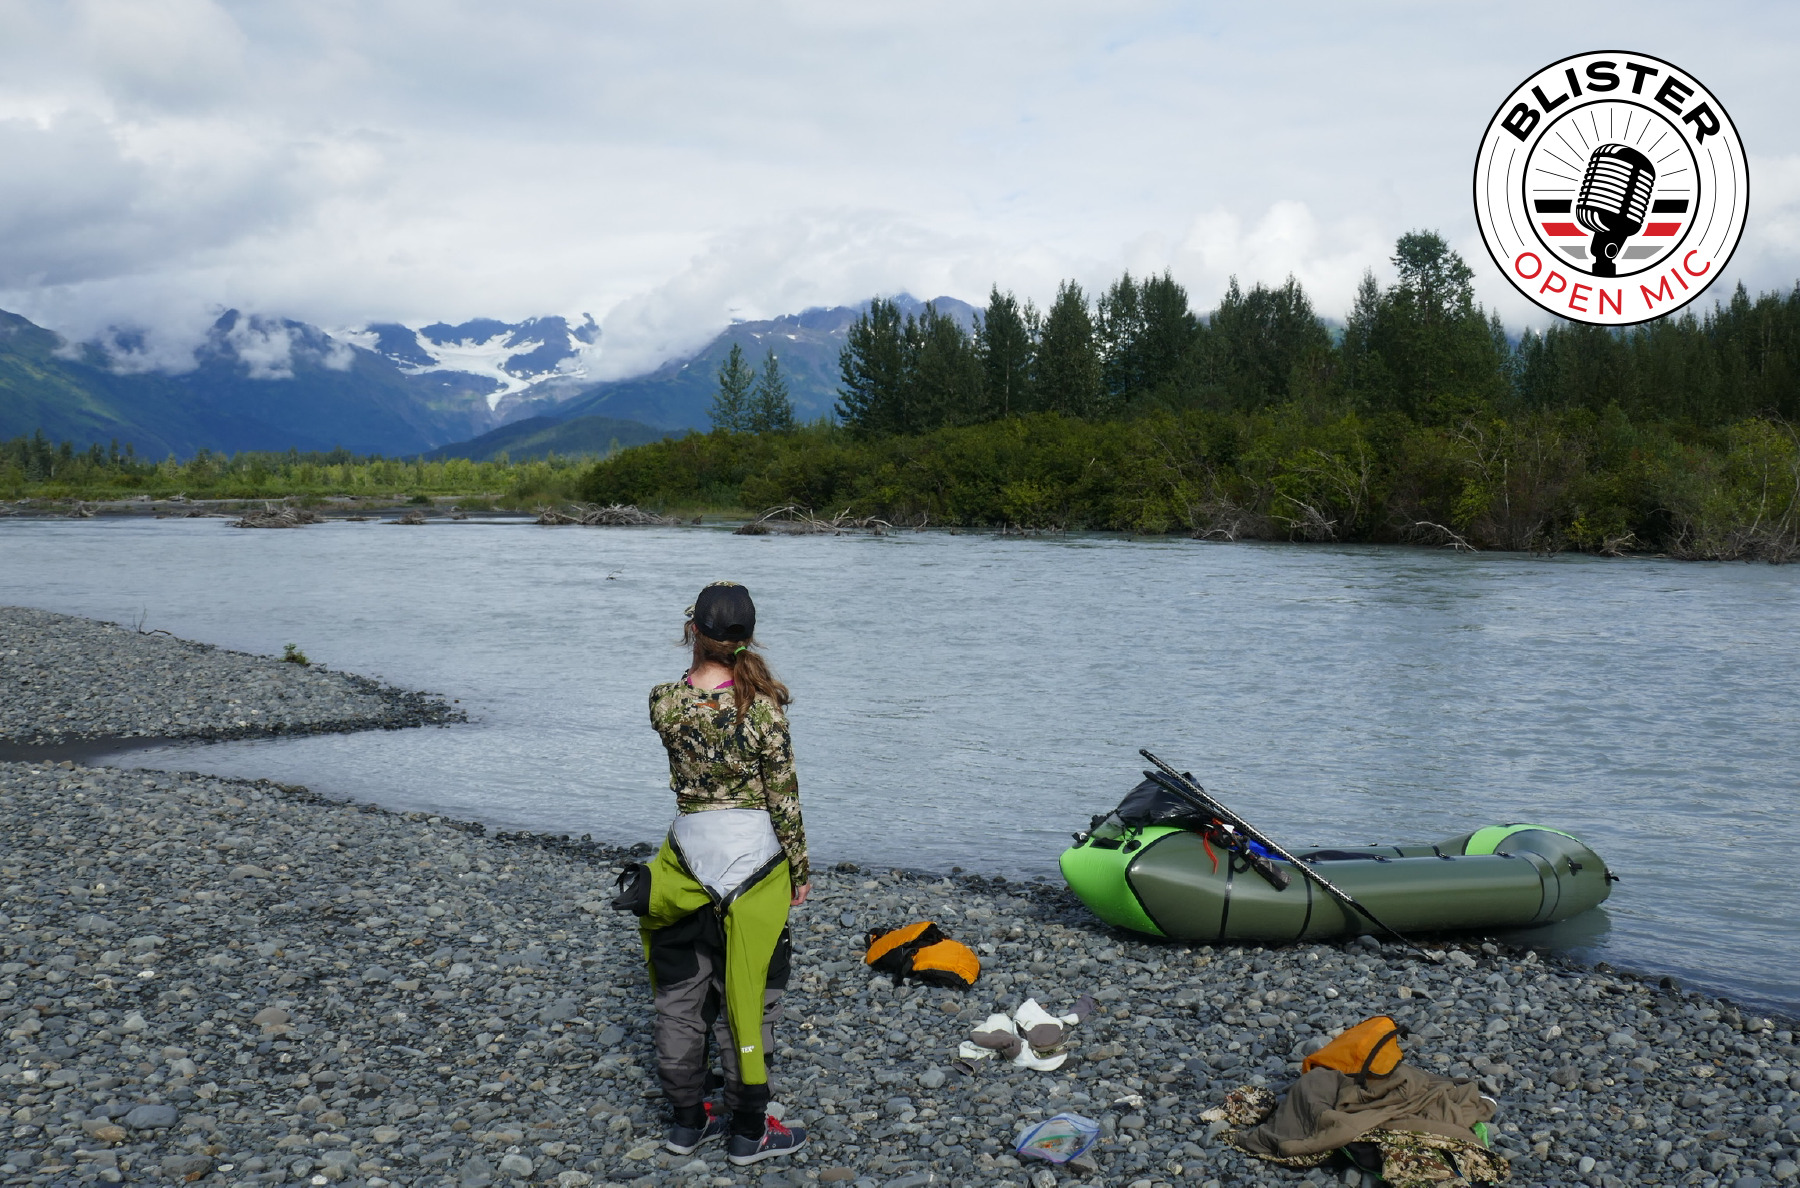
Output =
[
  {"x1": 1541, "y1": 222, "x2": 1585, "y2": 237},
  {"x1": 1642, "y1": 222, "x2": 1683, "y2": 236}
]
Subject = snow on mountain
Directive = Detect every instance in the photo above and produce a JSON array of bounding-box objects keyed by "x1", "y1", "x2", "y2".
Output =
[{"x1": 340, "y1": 314, "x2": 601, "y2": 411}]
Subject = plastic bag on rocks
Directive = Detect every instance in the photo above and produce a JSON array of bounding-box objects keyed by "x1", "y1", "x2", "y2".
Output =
[{"x1": 1015, "y1": 1112, "x2": 1102, "y2": 1163}]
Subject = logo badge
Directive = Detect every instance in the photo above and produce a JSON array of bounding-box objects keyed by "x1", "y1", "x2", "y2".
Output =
[{"x1": 1474, "y1": 52, "x2": 1748, "y2": 325}]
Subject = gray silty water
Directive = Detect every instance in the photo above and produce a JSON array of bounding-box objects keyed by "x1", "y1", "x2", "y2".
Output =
[{"x1": 3, "y1": 517, "x2": 1798, "y2": 1012}]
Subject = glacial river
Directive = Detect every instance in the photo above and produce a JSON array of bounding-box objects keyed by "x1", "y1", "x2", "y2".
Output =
[{"x1": 4, "y1": 517, "x2": 1798, "y2": 1013}]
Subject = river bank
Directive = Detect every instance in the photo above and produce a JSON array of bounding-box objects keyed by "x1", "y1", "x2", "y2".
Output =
[
  {"x1": 3, "y1": 760, "x2": 1797, "y2": 1188},
  {"x1": 0, "y1": 498, "x2": 534, "y2": 524},
  {"x1": 0, "y1": 607, "x2": 462, "y2": 750}
]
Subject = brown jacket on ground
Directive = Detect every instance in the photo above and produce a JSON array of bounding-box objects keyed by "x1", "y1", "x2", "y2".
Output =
[{"x1": 1231, "y1": 1063, "x2": 1494, "y2": 1160}]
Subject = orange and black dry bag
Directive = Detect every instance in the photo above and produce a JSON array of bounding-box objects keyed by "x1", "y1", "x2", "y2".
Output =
[
  {"x1": 864, "y1": 922, "x2": 981, "y2": 990},
  {"x1": 1302, "y1": 1015, "x2": 1408, "y2": 1084}
]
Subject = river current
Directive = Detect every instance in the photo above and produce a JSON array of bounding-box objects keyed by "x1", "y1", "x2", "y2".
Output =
[{"x1": 4, "y1": 517, "x2": 1797, "y2": 1012}]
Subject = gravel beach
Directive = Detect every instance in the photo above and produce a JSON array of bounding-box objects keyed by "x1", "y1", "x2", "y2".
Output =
[
  {"x1": 0, "y1": 607, "x2": 461, "y2": 748},
  {"x1": 5, "y1": 762, "x2": 1798, "y2": 1188},
  {"x1": 2, "y1": 613, "x2": 1797, "y2": 1188}
]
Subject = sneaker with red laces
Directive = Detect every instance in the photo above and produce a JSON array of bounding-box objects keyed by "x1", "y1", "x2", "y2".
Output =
[
  {"x1": 664, "y1": 1103, "x2": 728, "y2": 1155},
  {"x1": 726, "y1": 1116, "x2": 808, "y2": 1165}
]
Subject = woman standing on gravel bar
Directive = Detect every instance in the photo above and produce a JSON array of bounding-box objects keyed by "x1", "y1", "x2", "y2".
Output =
[{"x1": 640, "y1": 580, "x2": 810, "y2": 1166}]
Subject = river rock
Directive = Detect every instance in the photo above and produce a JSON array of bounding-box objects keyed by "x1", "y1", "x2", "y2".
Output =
[
  {"x1": 122, "y1": 1103, "x2": 179, "y2": 1130},
  {"x1": 0, "y1": 605, "x2": 460, "y2": 746}
]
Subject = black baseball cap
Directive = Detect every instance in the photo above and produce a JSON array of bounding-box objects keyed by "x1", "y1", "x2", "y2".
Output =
[{"x1": 690, "y1": 581, "x2": 756, "y2": 641}]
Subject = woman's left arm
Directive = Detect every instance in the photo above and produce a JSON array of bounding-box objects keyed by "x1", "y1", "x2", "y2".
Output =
[{"x1": 760, "y1": 711, "x2": 810, "y2": 894}]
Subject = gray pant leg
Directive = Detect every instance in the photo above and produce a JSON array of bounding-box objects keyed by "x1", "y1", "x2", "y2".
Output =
[
  {"x1": 652, "y1": 943, "x2": 721, "y2": 1110},
  {"x1": 716, "y1": 987, "x2": 783, "y2": 1114}
]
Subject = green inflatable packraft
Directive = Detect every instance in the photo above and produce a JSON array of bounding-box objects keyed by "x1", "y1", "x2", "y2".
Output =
[{"x1": 1061, "y1": 787, "x2": 1612, "y2": 942}]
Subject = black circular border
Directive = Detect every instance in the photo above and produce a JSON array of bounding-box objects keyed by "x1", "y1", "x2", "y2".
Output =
[{"x1": 1472, "y1": 50, "x2": 1750, "y2": 327}]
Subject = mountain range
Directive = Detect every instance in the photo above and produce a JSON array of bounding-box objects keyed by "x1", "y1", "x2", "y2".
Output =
[{"x1": 0, "y1": 296, "x2": 977, "y2": 460}]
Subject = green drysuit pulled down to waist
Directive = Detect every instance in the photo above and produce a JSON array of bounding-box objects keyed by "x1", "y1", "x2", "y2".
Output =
[{"x1": 638, "y1": 836, "x2": 791, "y2": 1086}]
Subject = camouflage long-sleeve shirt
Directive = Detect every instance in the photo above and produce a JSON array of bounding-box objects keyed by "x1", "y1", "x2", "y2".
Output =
[{"x1": 649, "y1": 679, "x2": 809, "y2": 887}]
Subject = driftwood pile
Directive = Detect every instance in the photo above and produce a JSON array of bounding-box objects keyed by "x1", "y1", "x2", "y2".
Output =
[
  {"x1": 232, "y1": 504, "x2": 325, "y2": 529},
  {"x1": 733, "y1": 506, "x2": 896, "y2": 536},
  {"x1": 391, "y1": 509, "x2": 429, "y2": 525},
  {"x1": 534, "y1": 503, "x2": 676, "y2": 526}
]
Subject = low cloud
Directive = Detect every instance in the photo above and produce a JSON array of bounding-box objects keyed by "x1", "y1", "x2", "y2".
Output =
[{"x1": 0, "y1": 1, "x2": 1794, "y2": 377}]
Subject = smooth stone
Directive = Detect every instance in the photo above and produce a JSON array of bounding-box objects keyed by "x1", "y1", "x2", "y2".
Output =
[
  {"x1": 460, "y1": 1154, "x2": 496, "y2": 1187},
  {"x1": 122, "y1": 1104, "x2": 179, "y2": 1130},
  {"x1": 160, "y1": 1154, "x2": 212, "y2": 1178}
]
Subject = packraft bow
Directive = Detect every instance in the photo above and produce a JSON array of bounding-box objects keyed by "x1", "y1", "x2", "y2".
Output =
[{"x1": 1060, "y1": 772, "x2": 1614, "y2": 942}]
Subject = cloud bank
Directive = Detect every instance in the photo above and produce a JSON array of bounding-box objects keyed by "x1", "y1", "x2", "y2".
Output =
[{"x1": 1, "y1": 0, "x2": 1796, "y2": 378}]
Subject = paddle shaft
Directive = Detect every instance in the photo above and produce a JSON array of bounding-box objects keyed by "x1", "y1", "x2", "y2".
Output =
[{"x1": 1139, "y1": 749, "x2": 1423, "y2": 952}]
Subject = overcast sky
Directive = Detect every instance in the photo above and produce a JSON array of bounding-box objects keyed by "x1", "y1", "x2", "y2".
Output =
[{"x1": 1, "y1": 0, "x2": 1796, "y2": 377}]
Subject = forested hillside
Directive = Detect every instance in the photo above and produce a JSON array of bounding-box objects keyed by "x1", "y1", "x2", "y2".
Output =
[{"x1": 581, "y1": 232, "x2": 1800, "y2": 560}]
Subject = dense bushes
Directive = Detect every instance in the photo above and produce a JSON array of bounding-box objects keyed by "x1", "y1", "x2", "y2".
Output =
[
  {"x1": 578, "y1": 410, "x2": 1800, "y2": 561},
  {"x1": 0, "y1": 434, "x2": 590, "y2": 506}
]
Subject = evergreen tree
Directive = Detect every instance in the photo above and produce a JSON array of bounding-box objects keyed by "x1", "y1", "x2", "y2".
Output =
[
  {"x1": 711, "y1": 343, "x2": 755, "y2": 432},
  {"x1": 1095, "y1": 270, "x2": 1197, "y2": 411},
  {"x1": 1363, "y1": 231, "x2": 1508, "y2": 419},
  {"x1": 836, "y1": 298, "x2": 907, "y2": 435},
  {"x1": 1096, "y1": 272, "x2": 1145, "y2": 410},
  {"x1": 748, "y1": 349, "x2": 795, "y2": 433},
  {"x1": 904, "y1": 303, "x2": 986, "y2": 429},
  {"x1": 1340, "y1": 270, "x2": 1391, "y2": 405},
  {"x1": 1036, "y1": 281, "x2": 1101, "y2": 417},
  {"x1": 1136, "y1": 271, "x2": 1200, "y2": 398},
  {"x1": 1207, "y1": 275, "x2": 1332, "y2": 407},
  {"x1": 978, "y1": 286, "x2": 1038, "y2": 418}
]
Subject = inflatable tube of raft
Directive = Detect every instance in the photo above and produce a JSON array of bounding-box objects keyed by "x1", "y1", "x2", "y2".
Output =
[{"x1": 1060, "y1": 815, "x2": 1613, "y2": 942}]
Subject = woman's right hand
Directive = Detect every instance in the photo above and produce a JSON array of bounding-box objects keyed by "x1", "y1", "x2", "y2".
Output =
[{"x1": 791, "y1": 882, "x2": 811, "y2": 906}]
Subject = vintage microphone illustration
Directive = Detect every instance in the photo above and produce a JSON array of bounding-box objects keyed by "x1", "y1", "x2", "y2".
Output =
[{"x1": 1577, "y1": 144, "x2": 1656, "y2": 277}]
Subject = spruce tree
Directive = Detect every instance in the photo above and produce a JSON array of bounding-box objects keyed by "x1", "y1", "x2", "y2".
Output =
[
  {"x1": 978, "y1": 287, "x2": 1038, "y2": 418},
  {"x1": 1207, "y1": 275, "x2": 1331, "y2": 407},
  {"x1": 1035, "y1": 281, "x2": 1101, "y2": 417},
  {"x1": 904, "y1": 303, "x2": 986, "y2": 429},
  {"x1": 836, "y1": 298, "x2": 907, "y2": 434},
  {"x1": 748, "y1": 349, "x2": 795, "y2": 433},
  {"x1": 1340, "y1": 270, "x2": 1388, "y2": 404},
  {"x1": 1365, "y1": 231, "x2": 1509, "y2": 418},
  {"x1": 1136, "y1": 271, "x2": 1199, "y2": 397},
  {"x1": 1096, "y1": 272, "x2": 1146, "y2": 411},
  {"x1": 712, "y1": 343, "x2": 755, "y2": 433}
]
